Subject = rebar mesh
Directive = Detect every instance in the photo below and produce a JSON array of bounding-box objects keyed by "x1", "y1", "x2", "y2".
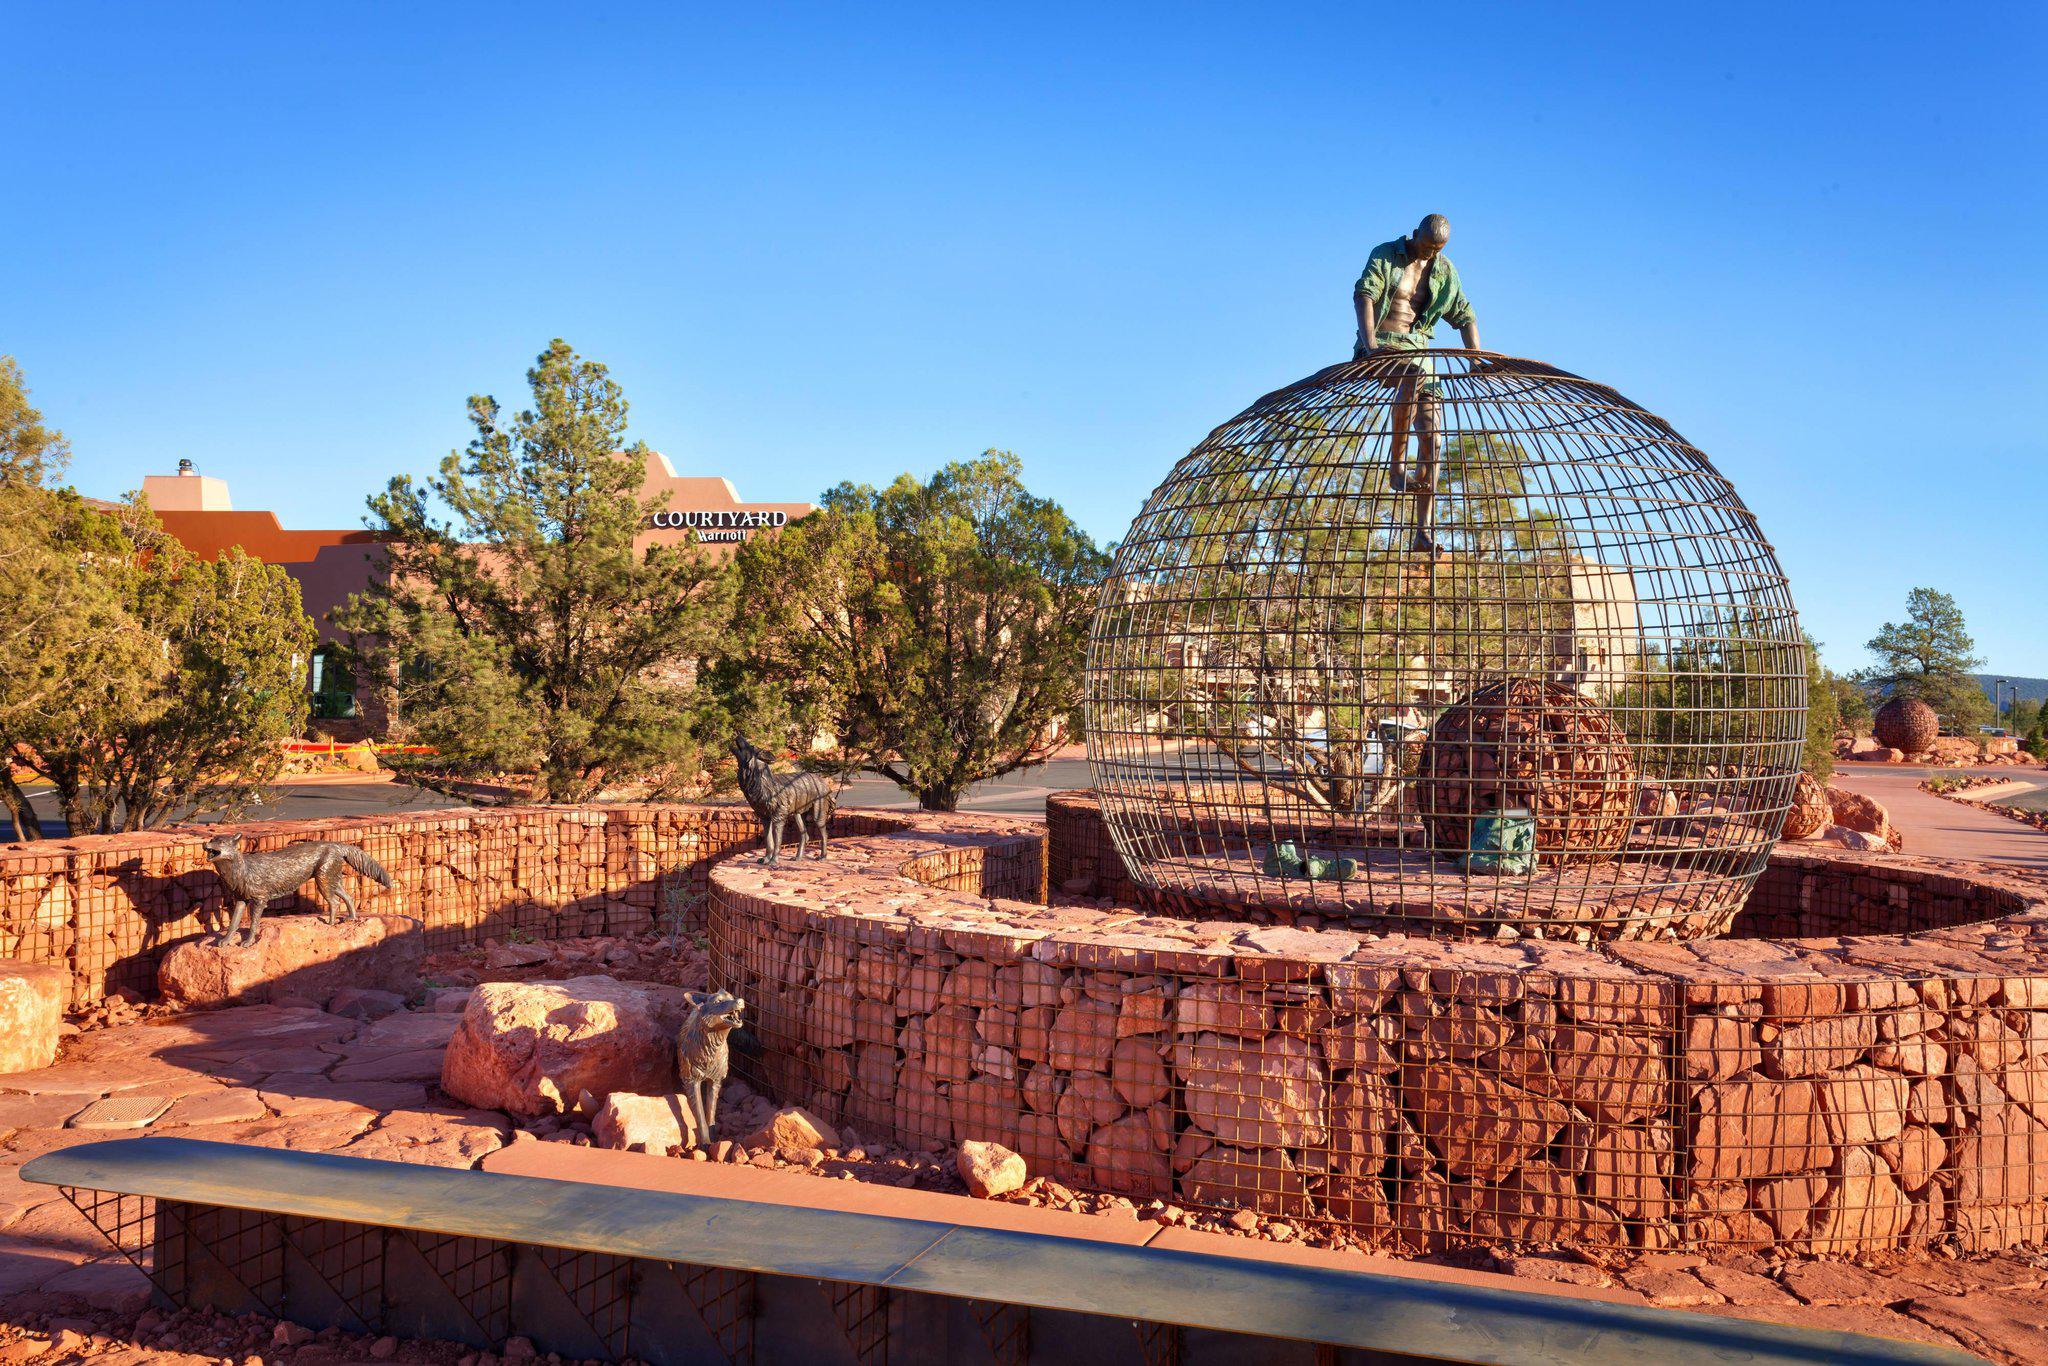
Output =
[{"x1": 1084, "y1": 350, "x2": 1805, "y2": 942}]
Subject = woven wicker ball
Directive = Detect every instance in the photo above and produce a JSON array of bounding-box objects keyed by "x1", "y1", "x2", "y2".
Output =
[
  {"x1": 1874, "y1": 697, "x2": 1940, "y2": 755},
  {"x1": 1782, "y1": 772, "x2": 1831, "y2": 840},
  {"x1": 1417, "y1": 678, "x2": 1636, "y2": 864}
]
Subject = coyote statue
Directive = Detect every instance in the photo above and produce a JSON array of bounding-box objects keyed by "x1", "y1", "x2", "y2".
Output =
[
  {"x1": 677, "y1": 989, "x2": 745, "y2": 1144},
  {"x1": 203, "y1": 833, "x2": 393, "y2": 948},
  {"x1": 731, "y1": 735, "x2": 837, "y2": 865}
]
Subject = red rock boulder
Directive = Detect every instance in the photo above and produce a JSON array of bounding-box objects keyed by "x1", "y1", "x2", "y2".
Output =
[
  {"x1": 1825, "y1": 788, "x2": 1903, "y2": 852},
  {"x1": 158, "y1": 914, "x2": 423, "y2": 1010},
  {"x1": 593, "y1": 1092, "x2": 699, "y2": 1154},
  {"x1": 440, "y1": 975, "x2": 690, "y2": 1118},
  {"x1": 0, "y1": 960, "x2": 67, "y2": 1074}
]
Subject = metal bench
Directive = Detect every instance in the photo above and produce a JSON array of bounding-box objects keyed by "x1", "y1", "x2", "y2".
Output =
[{"x1": 25, "y1": 1138, "x2": 1974, "y2": 1366}]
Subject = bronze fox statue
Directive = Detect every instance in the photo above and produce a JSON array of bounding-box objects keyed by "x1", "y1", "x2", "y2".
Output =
[
  {"x1": 203, "y1": 833, "x2": 393, "y2": 948},
  {"x1": 677, "y1": 989, "x2": 745, "y2": 1144},
  {"x1": 731, "y1": 735, "x2": 836, "y2": 865}
]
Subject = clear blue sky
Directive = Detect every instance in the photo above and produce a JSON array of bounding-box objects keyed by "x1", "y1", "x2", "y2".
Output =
[{"x1": 7, "y1": 4, "x2": 2044, "y2": 675}]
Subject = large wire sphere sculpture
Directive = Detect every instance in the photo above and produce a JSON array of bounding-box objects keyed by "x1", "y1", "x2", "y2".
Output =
[{"x1": 1084, "y1": 351, "x2": 1806, "y2": 942}]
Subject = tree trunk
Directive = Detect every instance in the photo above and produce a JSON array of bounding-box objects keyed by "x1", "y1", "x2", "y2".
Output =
[
  {"x1": 0, "y1": 769, "x2": 41, "y2": 841},
  {"x1": 918, "y1": 786, "x2": 960, "y2": 812}
]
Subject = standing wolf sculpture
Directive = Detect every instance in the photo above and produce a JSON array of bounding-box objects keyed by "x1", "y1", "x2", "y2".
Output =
[
  {"x1": 203, "y1": 833, "x2": 394, "y2": 948},
  {"x1": 677, "y1": 989, "x2": 745, "y2": 1144},
  {"x1": 731, "y1": 735, "x2": 837, "y2": 865}
]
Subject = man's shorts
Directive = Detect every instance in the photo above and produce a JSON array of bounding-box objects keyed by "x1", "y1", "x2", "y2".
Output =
[{"x1": 1351, "y1": 331, "x2": 1442, "y2": 400}]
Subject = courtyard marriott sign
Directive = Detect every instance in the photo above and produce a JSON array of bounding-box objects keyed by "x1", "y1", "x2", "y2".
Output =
[{"x1": 645, "y1": 508, "x2": 791, "y2": 543}]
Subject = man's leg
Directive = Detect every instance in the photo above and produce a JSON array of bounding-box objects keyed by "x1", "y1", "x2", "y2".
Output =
[
  {"x1": 1387, "y1": 370, "x2": 1415, "y2": 494},
  {"x1": 1411, "y1": 387, "x2": 1441, "y2": 553}
]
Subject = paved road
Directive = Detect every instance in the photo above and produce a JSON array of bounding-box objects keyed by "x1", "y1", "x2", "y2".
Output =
[
  {"x1": 1828, "y1": 764, "x2": 2048, "y2": 871},
  {"x1": 838, "y1": 757, "x2": 1092, "y2": 817},
  {"x1": 11, "y1": 776, "x2": 470, "y2": 839},
  {"x1": 11, "y1": 758, "x2": 1104, "y2": 838}
]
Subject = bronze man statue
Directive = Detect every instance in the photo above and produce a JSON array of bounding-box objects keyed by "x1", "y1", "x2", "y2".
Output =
[{"x1": 1352, "y1": 214, "x2": 1481, "y2": 553}]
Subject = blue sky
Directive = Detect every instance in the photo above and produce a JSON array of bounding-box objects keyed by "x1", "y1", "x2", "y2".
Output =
[{"x1": 7, "y1": 4, "x2": 2044, "y2": 675}]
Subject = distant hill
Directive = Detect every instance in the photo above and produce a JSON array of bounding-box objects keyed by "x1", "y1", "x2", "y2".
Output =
[{"x1": 1974, "y1": 674, "x2": 2048, "y2": 703}]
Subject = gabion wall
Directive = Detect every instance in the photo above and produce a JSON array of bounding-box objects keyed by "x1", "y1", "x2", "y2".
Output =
[
  {"x1": 1084, "y1": 351, "x2": 1806, "y2": 941},
  {"x1": 709, "y1": 804, "x2": 2048, "y2": 1256},
  {"x1": 0, "y1": 804, "x2": 905, "y2": 1006}
]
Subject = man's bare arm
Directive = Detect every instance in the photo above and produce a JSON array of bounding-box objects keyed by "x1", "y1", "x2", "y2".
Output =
[
  {"x1": 1458, "y1": 320, "x2": 1481, "y2": 351},
  {"x1": 1355, "y1": 296, "x2": 1377, "y2": 356}
]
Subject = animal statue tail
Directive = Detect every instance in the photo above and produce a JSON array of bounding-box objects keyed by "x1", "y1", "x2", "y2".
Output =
[{"x1": 342, "y1": 845, "x2": 394, "y2": 888}]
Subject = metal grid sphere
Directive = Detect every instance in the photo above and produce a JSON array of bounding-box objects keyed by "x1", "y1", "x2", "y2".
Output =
[
  {"x1": 1083, "y1": 350, "x2": 1806, "y2": 942},
  {"x1": 1874, "y1": 696, "x2": 1939, "y2": 755}
]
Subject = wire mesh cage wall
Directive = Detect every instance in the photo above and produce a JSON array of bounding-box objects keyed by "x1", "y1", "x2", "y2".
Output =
[{"x1": 1084, "y1": 351, "x2": 1806, "y2": 942}]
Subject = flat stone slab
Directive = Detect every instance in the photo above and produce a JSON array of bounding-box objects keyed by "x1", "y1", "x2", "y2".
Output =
[
  {"x1": 156, "y1": 913, "x2": 423, "y2": 1011},
  {"x1": 67, "y1": 1095, "x2": 172, "y2": 1131}
]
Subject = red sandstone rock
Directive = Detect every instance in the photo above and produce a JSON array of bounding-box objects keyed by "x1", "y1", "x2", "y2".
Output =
[
  {"x1": 747, "y1": 1106, "x2": 838, "y2": 1156},
  {"x1": 1402, "y1": 1061, "x2": 1569, "y2": 1181},
  {"x1": 1825, "y1": 787, "x2": 1903, "y2": 850},
  {"x1": 330, "y1": 987, "x2": 406, "y2": 1020},
  {"x1": 0, "y1": 960, "x2": 65, "y2": 1075},
  {"x1": 157, "y1": 914, "x2": 423, "y2": 1010},
  {"x1": 1178, "y1": 1032, "x2": 1326, "y2": 1150},
  {"x1": 958, "y1": 1139, "x2": 1028, "y2": 1197},
  {"x1": 1692, "y1": 1077, "x2": 1828, "y2": 1181},
  {"x1": 593, "y1": 1092, "x2": 698, "y2": 1154},
  {"x1": 1181, "y1": 1141, "x2": 1314, "y2": 1218},
  {"x1": 440, "y1": 975, "x2": 686, "y2": 1117}
]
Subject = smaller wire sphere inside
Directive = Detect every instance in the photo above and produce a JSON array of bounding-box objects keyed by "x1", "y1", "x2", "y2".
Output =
[{"x1": 1083, "y1": 351, "x2": 1806, "y2": 942}]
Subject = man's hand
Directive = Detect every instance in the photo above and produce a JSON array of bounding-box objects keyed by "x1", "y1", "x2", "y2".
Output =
[{"x1": 1352, "y1": 333, "x2": 1375, "y2": 362}]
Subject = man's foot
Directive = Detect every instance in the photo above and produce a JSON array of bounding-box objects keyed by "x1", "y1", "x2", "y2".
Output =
[
  {"x1": 1410, "y1": 529, "x2": 1439, "y2": 554},
  {"x1": 1389, "y1": 465, "x2": 1407, "y2": 494}
]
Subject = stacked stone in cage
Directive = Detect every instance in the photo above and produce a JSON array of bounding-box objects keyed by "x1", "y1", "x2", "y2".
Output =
[{"x1": 1874, "y1": 697, "x2": 1939, "y2": 755}]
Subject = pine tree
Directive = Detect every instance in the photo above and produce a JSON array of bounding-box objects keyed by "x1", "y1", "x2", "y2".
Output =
[
  {"x1": 339, "y1": 340, "x2": 732, "y2": 800},
  {"x1": 1855, "y1": 587, "x2": 1993, "y2": 733}
]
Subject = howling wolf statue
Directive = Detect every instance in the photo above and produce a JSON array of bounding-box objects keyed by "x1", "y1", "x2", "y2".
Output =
[
  {"x1": 203, "y1": 833, "x2": 394, "y2": 948},
  {"x1": 677, "y1": 989, "x2": 745, "y2": 1144},
  {"x1": 731, "y1": 735, "x2": 837, "y2": 865}
]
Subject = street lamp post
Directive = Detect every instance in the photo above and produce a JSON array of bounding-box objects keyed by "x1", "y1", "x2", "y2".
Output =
[{"x1": 1997, "y1": 679, "x2": 2007, "y2": 733}]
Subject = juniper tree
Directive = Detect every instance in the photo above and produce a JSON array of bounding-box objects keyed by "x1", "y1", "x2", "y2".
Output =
[
  {"x1": 2, "y1": 359, "x2": 310, "y2": 837},
  {"x1": 711, "y1": 452, "x2": 1108, "y2": 811},
  {"x1": 339, "y1": 340, "x2": 732, "y2": 800}
]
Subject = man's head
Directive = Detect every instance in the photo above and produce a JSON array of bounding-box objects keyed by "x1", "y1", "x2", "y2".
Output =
[{"x1": 1408, "y1": 213, "x2": 1451, "y2": 260}]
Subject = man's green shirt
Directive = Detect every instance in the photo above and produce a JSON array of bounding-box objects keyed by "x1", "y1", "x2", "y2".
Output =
[{"x1": 1354, "y1": 237, "x2": 1476, "y2": 343}]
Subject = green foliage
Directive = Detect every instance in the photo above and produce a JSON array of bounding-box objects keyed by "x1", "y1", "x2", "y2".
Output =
[
  {"x1": 1855, "y1": 587, "x2": 1993, "y2": 733},
  {"x1": 1613, "y1": 609, "x2": 1807, "y2": 781},
  {"x1": 0, "y1": 356, "x2": 70, "y2": 485},
  {"x1": 1827, "y1": 670, "x2": 1873, "y2": 731},
  {"x1": 0, "y1": 358, "x2": 315, "y2": 837},
  {"x1": 5, "y1": 506, "x2": 315, "y2": 835},
  {"x1": 338, "y1": 340, "x2": 733, "y2": 800},
  {"x1": 1862, "y1": 588, "x2": 1982, "y2": 682},
  {"x1": 711, "y1": 451, "x2": 1108, "y2": 810},
  {"x1": 1802, "y1": 635, "x2": 1837, "y2": 780}
]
